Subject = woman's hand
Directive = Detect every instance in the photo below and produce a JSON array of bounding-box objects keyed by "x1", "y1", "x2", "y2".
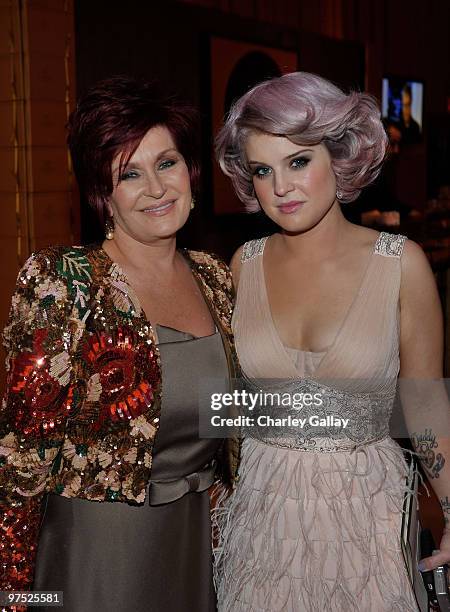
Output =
[{"x1": 419, "y1": 525, "x2": 450, "y2": 571}]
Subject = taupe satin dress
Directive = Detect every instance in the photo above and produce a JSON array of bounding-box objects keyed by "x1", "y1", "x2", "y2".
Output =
[{"x1": 33, "y1": 324, "x2": 227, "y2": 611}]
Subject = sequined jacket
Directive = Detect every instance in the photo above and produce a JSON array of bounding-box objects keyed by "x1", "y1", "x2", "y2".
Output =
[{"x1": 0, "y1": 244, "x2": 240, "y2": 591}]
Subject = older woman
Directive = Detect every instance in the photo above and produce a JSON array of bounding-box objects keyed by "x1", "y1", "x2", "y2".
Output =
[
  {"x1": 214, "y1": 72, "x2": 450, "y2": 611},
  {"x1": 0, "y1": 76, "x2": 239, "y2": 612}
]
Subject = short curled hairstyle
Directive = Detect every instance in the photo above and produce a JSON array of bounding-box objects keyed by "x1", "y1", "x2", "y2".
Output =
[
  {"x1": 216, "y1": 71, "x2": 388, "y2": 212},
  {"x1": 67, "y1": 75, "x2": 200, "y2": 225}
]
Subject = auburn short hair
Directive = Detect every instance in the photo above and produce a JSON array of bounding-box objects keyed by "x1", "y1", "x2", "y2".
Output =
[{"x1": 67, "y1": 75, "x2": 200, "y2": 224}]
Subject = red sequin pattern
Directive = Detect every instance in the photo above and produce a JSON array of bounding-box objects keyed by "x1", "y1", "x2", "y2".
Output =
[{"x1": 0, "y1": 245, "x2": 237, "y2": 594}]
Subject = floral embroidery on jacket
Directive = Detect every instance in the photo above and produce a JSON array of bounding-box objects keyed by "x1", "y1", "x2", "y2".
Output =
[{"x1": 0, "y1": 244, "x2": 238, "y2": 592}]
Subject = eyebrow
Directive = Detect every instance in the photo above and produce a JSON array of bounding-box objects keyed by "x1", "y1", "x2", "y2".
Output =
[
  {"x1": 248, "y1": 148, "x2": 314, "y2": 165},
  {"x1": 155, "y1": 147, "x2": 178, "y2": 160}
]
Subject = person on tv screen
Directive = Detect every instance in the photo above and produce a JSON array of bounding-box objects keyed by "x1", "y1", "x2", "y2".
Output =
[{"x1": 399, "y1": 84, "x2": 422, "y2": 145}]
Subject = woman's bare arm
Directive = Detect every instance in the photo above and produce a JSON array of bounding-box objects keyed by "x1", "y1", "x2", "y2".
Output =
[{"x1": 399, "y1": 239, "x2": 450, "y2": 570}]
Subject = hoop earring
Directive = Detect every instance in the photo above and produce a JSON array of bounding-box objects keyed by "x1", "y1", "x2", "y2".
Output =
[
  {"x1": 190, "y1": 197, "x2": 196, "y2": 210},
  {"x1": 105, "y1": 216, "x2": 114, "y2": 240}
]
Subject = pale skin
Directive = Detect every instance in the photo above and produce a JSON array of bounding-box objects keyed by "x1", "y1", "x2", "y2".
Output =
[
  {"x1": 103, "y1": 125, "x2": 214, "y2": 339},
  {"x1": 231, "y1": 131, "x2": 450, "y2": 570}
]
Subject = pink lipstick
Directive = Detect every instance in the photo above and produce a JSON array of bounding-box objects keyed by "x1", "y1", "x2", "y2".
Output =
[
  {"x1": 141, "y1": 200, "x2": 176, "y2": 216},
  {"x1": 277, "y1": 201, "x2": 304, "y2": 214}
]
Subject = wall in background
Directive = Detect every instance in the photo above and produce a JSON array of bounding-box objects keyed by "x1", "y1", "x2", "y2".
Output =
[
  {"x1": 74, "y1": 0, "x2": 365, "y2": 256},
  {"x1": 178, "y1": 0, "x2": 450, "y2": 115},
  {"x1": 0, "y1": 0, "x2": 78, "y2": 390},
  {"x1": 175, "y1": 0, "x2": 450, "y2": 209}
]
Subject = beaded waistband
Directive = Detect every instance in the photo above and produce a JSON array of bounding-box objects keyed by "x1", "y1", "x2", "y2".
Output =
[{"x1": 247, "y1": 434, "x2": 390, "y2": 453}]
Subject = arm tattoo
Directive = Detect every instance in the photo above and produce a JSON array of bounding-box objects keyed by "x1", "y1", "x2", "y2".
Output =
[
  {"x1": 441, "y1": 496, "x2": 450, "y2": 527},
  {"x1": 410, "y1": 428, "x2": 446, "y2": 479}
]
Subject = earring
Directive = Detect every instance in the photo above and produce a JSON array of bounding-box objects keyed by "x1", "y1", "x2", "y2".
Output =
[
  {"x1": 336, "y1": 189, "x2": 343, "y2": 200},
  {"x1": 105, "y1": 216, "x2": 114, "y2": 240},
  {"x1": 190, "y1": 197, "x2": 196, "y2": 210}
]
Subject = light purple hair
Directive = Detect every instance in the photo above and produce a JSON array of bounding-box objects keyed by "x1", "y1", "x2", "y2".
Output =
[{"x1": 215, "y1": 72, "x2": 388, "y2": 212}]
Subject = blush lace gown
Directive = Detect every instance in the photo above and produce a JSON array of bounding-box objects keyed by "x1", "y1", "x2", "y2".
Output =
[{"x1": 215, "y1": 232, "x2": 419, "y2": 611}]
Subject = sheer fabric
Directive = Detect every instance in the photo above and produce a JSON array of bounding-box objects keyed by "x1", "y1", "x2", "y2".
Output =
[{"x1": 215, "y1": 232, "x2": 419, "y2": 611}]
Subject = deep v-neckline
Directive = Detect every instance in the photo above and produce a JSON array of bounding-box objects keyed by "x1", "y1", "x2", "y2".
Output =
[{"x1": 258, "y1": 234, "x2": 379, "y2": 374}]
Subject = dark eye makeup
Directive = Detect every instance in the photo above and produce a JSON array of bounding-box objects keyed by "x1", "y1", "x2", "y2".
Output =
[
  {"x1": 119, "y1": 169, "x2": 139, "y2": 181},
  {"x1": 117, "y1": 157, "x2": 178, "y2": 182},
  {"x1": 251, "y1": 155, "x2": 311, "y2": 179},
  {"x1": 290, "y1": 156, "x2": 310, "y2": 169},
  {"x1": 158, "y1": 158, "x2": 177, "y2": 170},
  {"x1": 252, "y1": 166, "x2": 272, "y2": 178}
]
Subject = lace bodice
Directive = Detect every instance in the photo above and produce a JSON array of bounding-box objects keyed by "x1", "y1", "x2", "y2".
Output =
[{"x1": 232, "y1": 232, "x2": 407, "y2": 450}]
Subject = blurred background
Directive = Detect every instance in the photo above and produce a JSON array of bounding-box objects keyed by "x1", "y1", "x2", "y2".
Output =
[{"x1": 0, "y1": 0, "x2": 449, "y2": 539}]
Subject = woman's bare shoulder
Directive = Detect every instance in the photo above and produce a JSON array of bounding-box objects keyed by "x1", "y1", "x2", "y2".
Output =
[
  {"x1": 398, "y1": 238, "x2": 440, "y2": 316},
  {"x1": 348, "y1": 224, "x2": 380, "y2": 250},
  {"x1": 400, "y1": 238, "x2": 434, "y2": 284}
]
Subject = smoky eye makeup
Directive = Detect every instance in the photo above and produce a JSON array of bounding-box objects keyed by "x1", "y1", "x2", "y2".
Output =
[
  {"x1": 290, "y1": 156, "x2": 311, "y2": 169},
  {"x1": 119, "y1": 168, "x2": 140, "y2": 181},
  {"x1": 250, "y1": 165, "x2": 272, "y2": 179},
  {"x1": 111, "y1": 160, "x2": 141, "y2": 183},
  {"x1": 157, "y1": 158, "x2": 177, "y2": 170}
]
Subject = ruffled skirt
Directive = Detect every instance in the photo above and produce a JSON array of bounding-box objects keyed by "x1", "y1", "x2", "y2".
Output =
[{"x1": 214, "y1": 436, "x2": 420, "y2": 612}]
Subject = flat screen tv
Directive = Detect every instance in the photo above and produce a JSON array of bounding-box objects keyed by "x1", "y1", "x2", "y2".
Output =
[{"x1": 382, "y1": 77, "x2": 424, "y2": 145}]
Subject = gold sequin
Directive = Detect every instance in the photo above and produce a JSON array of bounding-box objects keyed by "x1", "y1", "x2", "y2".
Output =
[{"x1": 0, "y1": 244, "x2": 239, "y2": 590}]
